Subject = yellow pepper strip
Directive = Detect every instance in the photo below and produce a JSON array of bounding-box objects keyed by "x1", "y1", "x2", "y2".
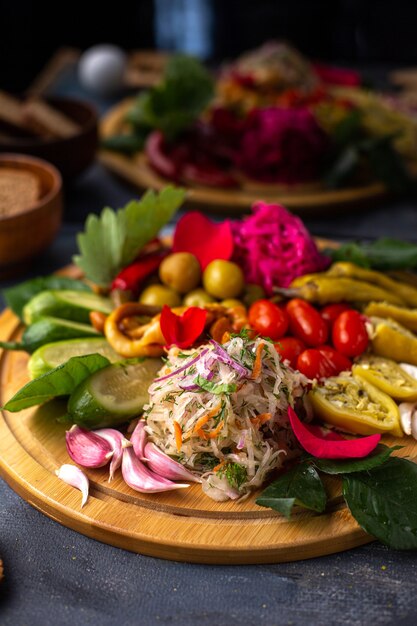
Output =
[
  {"x1": 364, "y1": 301, "x2": 417, "y2": 333},
  {"x1": 308, "y1": 374, "x2": 402, "y2": 437},
  {"x1": 370, "y1": 316, "x2": 417, "y2": 366},
  {"x1": 287, "y1": 276, "x2": 405, "y2": 306},
  {"x1": 328, "y1": 262, "x2": 417, "y2": 307},
  {"x1": 353, "y1": 355, "x2": 417, "y2": 402}
]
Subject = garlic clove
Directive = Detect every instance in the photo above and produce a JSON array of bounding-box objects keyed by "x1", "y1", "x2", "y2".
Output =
[
  {"x1": 122, "y1": 448, "x2": 189, "y2": 493},
  {"x1": 399, "y1": 402, "x2": 415, "y2": 436},
  {"x1": 400, "y1": 363, "x2": 417, "y2": 380},
  {"x1": 94, "y1": 428, "x2": 131, "y2": 482},
  {"x1": 144, "y1": 442, "x2": 201, "y2": 483},
  {"x1": 130, "y1": 419, "x2": 148, "y2": 460},
  {"x1": 55, "y1": 464, "x2": 89, "y2": 507},
  {"x1": 66, "y1": 425, "x2": 113, "y2": 468}
]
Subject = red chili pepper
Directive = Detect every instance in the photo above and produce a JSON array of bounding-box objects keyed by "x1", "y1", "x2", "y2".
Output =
[
  {"x1": 160, "y1": 305, "x2": 207, "y2": 349},
  {"x1": 111, "y1": 251, "x2": 167, "y2": 294},
  {"x1": 287, "y1": 406, "x2": 381, "y2": 459}
]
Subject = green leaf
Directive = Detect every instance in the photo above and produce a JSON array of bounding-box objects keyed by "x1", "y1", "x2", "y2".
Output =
[
  {"x1": 3, "y1": 277, "x2": 91, "y2": 320},
  {"x1": 313, "y1": 444, "x2": 402, "y2": 475},
  {"x1": 101, "y1": 132, "x2": 147, "y2": 154},
  {"x1": 3, "y1": 354, "x2": 110, "y2": 412},
  {"x1": 73, "y1": 186, "x2": 185, "y2": 287},
  {"x1": 194, "y1": 375, "x2": 237, "y2": 395},
  {"x1": 342, "y1": 457, "x2": 417, "y2": 549},
  {"x1": 126, "y1": 54, "x2": 214, "y2": 140},
  {"x1": 256, "y1": 462, "x2": 327, "y2": 518},
  {"x1": 327, "y1": 237, "x2": 417, "y2": 270}
]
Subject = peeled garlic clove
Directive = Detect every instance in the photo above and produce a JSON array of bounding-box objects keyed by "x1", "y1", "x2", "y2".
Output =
[
  {"x1": 144, "y1": 442, "x2": 200, "y2": 483},
  {"x1": 122, "y1": 448, "x2": 189, "y2": 493},
  {"x1": 400, "y1": 363, "x2": 417, "y2": 380},
  {"x1": 399, "y1": 402, "x2": 415, "y2": 436},
  {"x1": 130, "y1": 419, "x2": 148, "y2": 460},
  {"x1": 95, "y1": 428, "x2": 131, "y2": 482},
  {"x1": 66, "y1": 425, "x2": 113, "y2": 468},
  {"x1": 55, "y1": 464, "x2": 89, "y2": 507}
]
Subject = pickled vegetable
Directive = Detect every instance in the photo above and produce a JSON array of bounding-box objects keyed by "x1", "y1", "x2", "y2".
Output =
[
  {"x1": 159, "y1": 252, "x2": 201, "y2": 294},
  {"x1": 353, "y1": 355, "x2": 417, "y2": 401},
  {"x1": 371, "y1": 316, "x2": 417, "y2": 366},
  {"x1": 364, "y1": 301, "x2": 417, "y2": 333},
  {"x1": 203, "y1": 260, "x2": 244, "y2": 299},
  {"x1": 287, "y1": 276, "x2": 405, "y2": 306},
  {"x1": 183, "y1": 288, "x2": 215, "y2": 307},
  {"x1": 308, "y1": 374, "x2": 402, "y2": 437},
  {"x1": 139, "y1": 285, "x2": 182, "y2": 307}
]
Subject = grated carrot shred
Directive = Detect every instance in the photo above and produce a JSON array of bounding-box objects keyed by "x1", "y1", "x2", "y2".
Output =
[
  {"x1": 192, "y1": 405, "x2": 221, "y2": 434},
  {"x1": 198, "y1": 420, "x2": 225, "y2": 440},
  {"x1": 251, "y1": 342, "x2": 264, "y2": 379},
  {"x1": 173, "y1": 421, "x2": 183, "y2": 452},
  {"x1": 213, "y1": 460, "x2": 226, "y2": 472},
  {"x1": 250, "y1": 412, "x2": 272, "y2": 427}
]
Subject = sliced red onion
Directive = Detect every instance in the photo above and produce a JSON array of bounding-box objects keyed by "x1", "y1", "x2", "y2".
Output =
[
  {"x1": 154, "y1": 348, "x2": 209, "y2": 383},
  {"x1": 144, "y1": 442, "x2": 201, "y2": 483},
  {"x1": 130, "y1": 419, "x2": 148, "y2": 460},
  {"x1": 122, "y1": 448, "x2": 189, "y2": 493},
  {"x1": 210, "y1": 340, "x2": 250, "y2": 378},
  {"x1": 55, "y1": 464, "x2": 89, "y2": 507},
  {"x1": 95, "y1": 428, "x2": 131, "y2": 482},
  {"x1": 66, "y1": 426, "x2": 113, "y2": 468},
  {"x1": 179, "y1": 378, "x2": 200, "y2": 391},
  {"x1": 237, "y1": 431, "x2": 247, "y2": 450}
]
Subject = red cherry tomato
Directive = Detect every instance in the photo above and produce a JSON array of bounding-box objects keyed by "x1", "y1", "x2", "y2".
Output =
[
  {"x1": 297, "y1": 349, "x2": 336, "y2": 380},
  {"x1": 248, "y1": 299, "x2": 289, "y2": 340},
  {"x1": 332, "y1": 310, "x2": 369, "y2": 357},
  {"x1": 274, "y1": 337, "x2": 306, "y2": 368},
  {"x1": 321, "y1": 303, "x2": 352, "y2": 330},
  {"x1": 286, "y1": 299, "x2": 328, "y2": 347},
  {"x1": 317, "y1": 345, "x2": 352, "y2": 373}
]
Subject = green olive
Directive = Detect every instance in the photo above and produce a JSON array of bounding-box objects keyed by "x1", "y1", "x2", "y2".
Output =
[
  {"x1": 203, "y1": 260, "x2": 244, "y2": 299},
  {"x1": 159, "y1": 252, "x2": 201, "y2": 294},
  {"x1": 139, "y1": 284, "x2": 182, "y2": 307},
  {"x1": 221, "y1": 298, "x2": 245, "y2": 309},
  {"x1": 243, "y1": 283, "x2": 266, "y2": 307},
  {"x1": 183, "y1": 288, "x2": 215, "y2": 307}
]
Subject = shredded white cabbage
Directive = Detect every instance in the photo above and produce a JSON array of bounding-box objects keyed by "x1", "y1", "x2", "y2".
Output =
[{"x1": 143, "y1": 336, "x2": 309, "y2": 500}]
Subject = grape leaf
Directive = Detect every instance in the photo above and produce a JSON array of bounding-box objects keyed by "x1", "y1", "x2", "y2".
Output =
[
  {"x1": 342, "y1": 457, "x2": 417, "y2": 549},
  {"x1": 3, "y1": 354, "x2": 110, "y2": 412},
  {"x1": 256, "y1": 462, "x2": 327, "y2": 518},
  {"x1": 73, "y1": 186, "x2": 185, "y2": 287}
]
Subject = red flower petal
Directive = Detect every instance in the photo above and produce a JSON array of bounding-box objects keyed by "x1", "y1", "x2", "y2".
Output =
[
  {"x1": 172, "y1": 212, "x2": 234, "y2": 270},
  {"x1": 288, "y1": 406, "x2": 381, "y2": 459},
  {"x1": 160, "y1": 305, "x2": 207, "y2": 349},
  {"x1": 304, "y1": 424, "x2": 346, "y2": 441}
]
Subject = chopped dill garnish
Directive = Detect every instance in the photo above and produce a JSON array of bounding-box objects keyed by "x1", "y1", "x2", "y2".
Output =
[{"x1": 219, "y1": 463, "x2": 248, "y2": 489}]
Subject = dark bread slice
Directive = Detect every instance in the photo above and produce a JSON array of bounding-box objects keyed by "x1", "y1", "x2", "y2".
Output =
[{"x1": 0, "y1": 168, "x2": 41, "y2": 217}]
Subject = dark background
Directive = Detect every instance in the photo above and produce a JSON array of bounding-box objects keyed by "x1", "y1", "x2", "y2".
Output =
[{"x1": 2, "y1": 0, "x2": 417, "y2": 91}]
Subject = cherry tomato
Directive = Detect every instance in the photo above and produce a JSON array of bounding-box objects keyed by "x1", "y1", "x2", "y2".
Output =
[
  {"x1": 274, "y1": 337, "x2": 306, "y2": 368},
  {"x1": 317, "y1": 345, "x2": 352, "y2": 373},
  {"x1": 286, "y1": 298, "x2": 328, "y2": 347},
  {"x1": 297, "y1": 349, "x2": 336, "y2": 380},
  {"x1": 332, "y1": 310, "x2": 369, "y2": 357},
  {"x1": 321, "y1": 303, "x2": 352, "y2": 330},
  {"x1": 248, "y1": 299, "x2": 289, "y2": 340}
]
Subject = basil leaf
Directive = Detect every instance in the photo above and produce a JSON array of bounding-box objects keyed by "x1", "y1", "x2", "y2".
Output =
[
  {"x1": 313, "y1": 444, "x2": 402, "y2": 475},
  {"x1": 194, "y1": 375, "x2": 237, "y2": 395},
  {"x1": 342, "y1": 457, "x2": 417, "y2": 549},
  {"x1": 3, "y1": 354, "x2": 110, "y2": 412},
  {"x1": 256, "y1": 462, "x2": 327, "y2": 518},
  {"x1": 3, "y1": 277, "x2": 91, "y2": 320}
]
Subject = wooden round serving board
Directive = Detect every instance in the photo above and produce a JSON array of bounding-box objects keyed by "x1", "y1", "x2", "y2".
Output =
[
  {"x1": 1, "y1": 272, "x2": 416, "y2": 564},
  {"x1": 99, "y1": 98, "x2": 388, "y2": 216}
]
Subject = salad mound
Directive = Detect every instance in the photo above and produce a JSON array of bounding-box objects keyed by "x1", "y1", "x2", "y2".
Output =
[{"x1": 144, "y1": 335, "x2": 308, "y2": 500}]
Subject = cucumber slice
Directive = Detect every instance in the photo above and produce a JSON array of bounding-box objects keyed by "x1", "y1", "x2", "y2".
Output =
[
  {"x1": 68, "y1": 358, "x2": 162, "y2": 428},
  {"x1": 23, "y1": 290, "x2": 113, "y2": 324},
  {"x1": 28, "y1": 337, "x2": 121, "y2": 379},
  {"x1": 22, "y1": 316, "x2": 100, "y2": 353}
]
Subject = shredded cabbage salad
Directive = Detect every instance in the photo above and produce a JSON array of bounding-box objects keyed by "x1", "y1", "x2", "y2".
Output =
[{"x1": 143, "y1": 334, "x2": 309, "y2": 501}]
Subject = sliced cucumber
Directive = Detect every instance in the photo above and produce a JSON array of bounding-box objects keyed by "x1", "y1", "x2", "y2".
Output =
[
  {"x1": 22, "y1": 316, "x2": 100, "y2": 353},
  {"x1": 23, "y1": 290, "x2": 113, "y2": 324},
  {"x1": 28, "y1": 337, "x2": 121, "y2": 379},
  {"x1": 68, "y1": 358, "x2": 162, "y2": 428}
]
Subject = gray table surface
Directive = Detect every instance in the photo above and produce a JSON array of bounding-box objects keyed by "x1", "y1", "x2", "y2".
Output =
[{"x1": 2, "y1": 71, "x2": 417, "y2": 625}]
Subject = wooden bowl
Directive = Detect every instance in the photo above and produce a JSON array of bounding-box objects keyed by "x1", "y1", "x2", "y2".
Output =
[
  {"x1": 0, "y1": 97, "x2": 98, "y2": 179},
  {"x1": 0, "y1": 154, "x2": 63, "y2": 276}
]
